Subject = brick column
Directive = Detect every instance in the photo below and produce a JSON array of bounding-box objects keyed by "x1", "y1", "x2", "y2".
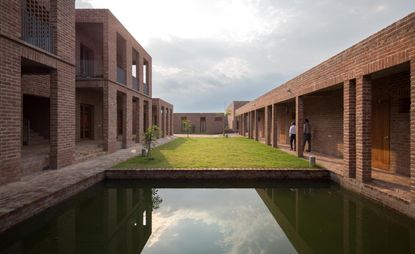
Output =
[
  {"x1": 254, "y1": 110, "x2": 259, "y2": 141},
  {"x1": 272, "y1": 104, "x2": 278, "y2": 148},
  {"x1": 410, "y1": 60, "x2": 415, "y2": 204},
  {"x1": 134, "y1": 98, "x2": 140, "y2": 143},
  {"x1": 242, "y1": 115, "x2": 246, "y2": 136},
  {"x1": 50, "y1": 62, "x2": 75, "y2": 168},
  {"x1": 147, "y1": 100, "x2": 152, "y2": 130},
  {"x1": 137, "y1": 98, "x2": 144, "y2": 143},
  {"x1": 248, "y1": 112, "x2": 252, "y2": 138},
  {"x1": 103, "y1": 84, "x2": 117, "y2": 152},
  {"x1": 164, "y1": 108, "x2": 167, "y2": 137},
  {"x1": 166, "y1": 108, "x2": 169, "y2": 136},
  {"x1": 265, "y1": 106, "x2": 270, "y2": 145},
  {"x1": 170, "y1": 110, "x2": 174, "y2": 135},
  {"x1": 296, "y1": 96, "x2": 304, "y2": 157},
  {"x1": 0, "y1": 38, "x2": 21, "y2": 183},
  {"x1": 123, "y1": 93, "x2": 133, "y2": 148},
  {"x1": 344, "y1": 80, "x2": 356, "y2": 178},
  {"x1": 356, "y1": 76, "x2": 372, "y2": 183}
]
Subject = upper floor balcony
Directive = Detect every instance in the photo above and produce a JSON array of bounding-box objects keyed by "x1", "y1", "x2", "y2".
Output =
[{"x1": 21, "y1": 0, "x2": 54, "y2": 53}]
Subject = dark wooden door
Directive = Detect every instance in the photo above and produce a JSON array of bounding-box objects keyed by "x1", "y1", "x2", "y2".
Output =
[
  {"x1": 372, "y1": 98, "x2": 390, "y2": 171},
  {"x1": 80, "y1": 104, "x2": 94, "y2": 139}
]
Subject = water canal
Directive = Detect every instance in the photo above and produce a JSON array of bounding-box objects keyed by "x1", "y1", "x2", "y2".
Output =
[{"x1": 0, "y1": 181, "x2": 414, "y2": 254}]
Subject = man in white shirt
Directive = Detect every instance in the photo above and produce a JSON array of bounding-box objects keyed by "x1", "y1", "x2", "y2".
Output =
[{"x1": 289, "y1": 122, "x2": 296, "y2": 151}]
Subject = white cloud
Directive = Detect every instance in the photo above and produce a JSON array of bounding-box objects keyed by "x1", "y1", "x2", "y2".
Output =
[
  {"x1": 211, "y1": 57, "x2": 250, "y2": 80},
  {"x1": 75, "y1": 0, "x2": 415, "y2": 112}
]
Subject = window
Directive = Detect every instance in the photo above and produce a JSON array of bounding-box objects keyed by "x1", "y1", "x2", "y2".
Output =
[{"x1": 214, "y1": 117, "x2": 223, "y2": 122}]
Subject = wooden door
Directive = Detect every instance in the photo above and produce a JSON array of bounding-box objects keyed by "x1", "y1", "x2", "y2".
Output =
[
  {"x1": 80, "y1": 104, "x2": 94, "y2": 139},
  {"x1": 371, "y1": 98, "x2": 390, "y2": 171}
]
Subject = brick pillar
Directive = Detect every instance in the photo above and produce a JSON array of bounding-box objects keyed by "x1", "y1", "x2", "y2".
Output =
[
  {"x1": 344, "y1": 80, "x2": 356, "y2": 178},
  {"x1": 242, "y1": 115, "x2": 245, "y2": 136},
  {"x1": 248, "y1": 112, "x2": 252, "y2": 138},
  {"x1": 50, "y1": 62, "x2": 75, "y2": 168},
  {"x1": 103, "y1": 83, "x2": 117, "y2": 152},
  {"x1": 296, "y1": 96, "x2": 304, "y2": 157},
  {"x1": 410, "y1": 60, "x2": 415, "y2": 204},
  {"x1": 165, "y1": 108, "x2": 169, "y2": 136},
  {"x1": 0, "y1": 38, "x2": 21, "y2": 183},
  {"x1": 123, "y1": 93, "x2": 133, "y2": 148},
  {"x1": 272, "y1": 104, "x2": 278, "y2": 148},
  {"x1": 134, "y1": 98, "x2": 140, "y2": 143},
  {"x1": 356, "y1": 76, "x2": 372, "y2": 183},
  {"x1": 163, "y1": 107, "x2": 167, "y2": 137},
  {"x1": 170, "y1": 110, "x2": 173, "y2": 135},
  {"x1": 147, "y1": 100, "x2": 152, "y2": 130},
  {"x1": 254, "y1": 110, "x2": 259, "y2": 141},
  {"x1": 265, "y1": 106, "x2": 270, "y2": 145}
]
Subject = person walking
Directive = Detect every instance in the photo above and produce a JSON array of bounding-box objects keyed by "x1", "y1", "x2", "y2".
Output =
[
  {"x1": 289, "y1": 121, "x2": 296, "y2": 151},
  {"x1": 303, "y1": 118, "x2": 312, "y2": 152}
]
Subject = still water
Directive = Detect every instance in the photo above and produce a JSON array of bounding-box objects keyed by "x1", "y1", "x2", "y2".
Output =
[{"x1": 1, "y1": 181, "x2": 415, "y2": 254}]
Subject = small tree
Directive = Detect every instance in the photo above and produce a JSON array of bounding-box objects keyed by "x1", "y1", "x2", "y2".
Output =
[
  {"x1": 182, "y1": 119, "x2": 192, "y2": 138},
  {"x1": 143, "y1": 125, "x2": 161, "y2": 159}
]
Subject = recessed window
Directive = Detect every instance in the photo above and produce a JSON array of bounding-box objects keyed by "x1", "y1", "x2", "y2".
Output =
[{"x1": 214, "y1": 117, "x2": 222, "y2": 122}]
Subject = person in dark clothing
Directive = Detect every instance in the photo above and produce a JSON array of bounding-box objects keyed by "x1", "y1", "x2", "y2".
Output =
[
  {"x1": 303, "y1": 119, "x2": 311, "y2": 152},
  {"x1": 289, "y1": 121, "x2": 296, "y2": 151}
]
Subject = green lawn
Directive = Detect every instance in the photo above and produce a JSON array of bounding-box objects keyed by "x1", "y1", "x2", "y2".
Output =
[{"x1": 115, "y1": 137, "x2": 311, "y2": 168}]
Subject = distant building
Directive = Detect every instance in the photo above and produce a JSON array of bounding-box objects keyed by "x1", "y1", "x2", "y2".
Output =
[
  {"x1": 173, "y1": 113, "x2": 225, "y2": 134},
  {"x1": 226, "y1": 101, "x2": 249, "y2": 132}
]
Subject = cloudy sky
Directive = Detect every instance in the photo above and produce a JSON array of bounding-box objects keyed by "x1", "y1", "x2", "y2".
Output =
[{"x1": 76, "y1": 0, "x2": 415, "y2": 112}]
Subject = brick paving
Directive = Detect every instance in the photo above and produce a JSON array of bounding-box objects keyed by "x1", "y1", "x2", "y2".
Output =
[{"x1": 278, "y1": 144, "x2": 411, "y2": 204}]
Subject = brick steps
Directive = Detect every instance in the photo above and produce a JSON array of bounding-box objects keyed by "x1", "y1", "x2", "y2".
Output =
[{"x1": 28, "y1": 129, "x2": 49, "y2": 146}]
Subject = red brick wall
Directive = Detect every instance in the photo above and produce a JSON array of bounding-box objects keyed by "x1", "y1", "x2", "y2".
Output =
[
  {"x1": 303, "y1": 89, "x2": 344, "y2": 158},
  {"x1": 22, "y1": 75, "x2": 51, "y2": 98},
  {"x1": 173, "y1": 113, "x2": 225, "y2": 134},
  {"x1": 0, "y1": 38, "x2": 22, "y2": 184}
]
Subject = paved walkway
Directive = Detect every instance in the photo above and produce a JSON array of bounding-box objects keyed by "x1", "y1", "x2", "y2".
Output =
[
  {"x1": 277, "y1": 143, "x2": 411, "y2": 203},
  {"x1": 0, "y1": 136, "x2": 176, "y2": 234}
]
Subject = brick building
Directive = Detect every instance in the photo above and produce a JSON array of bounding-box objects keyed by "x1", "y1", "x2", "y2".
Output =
[
  {"x1": 75, "y1": 9, "x2": 173, "y2": 152},
  {"x1": 226, "y1": 101, "x2": 249, "y2": 132},
  {"x1": 0, "y1": 0, "x2": 76, "y2": 184},
  {"x1": 0, "y1": 3, "x2": 173, "y2": 184},
  {"x1": 235, "y1": 13, "x2": 415, "y2": 217},
  {"x1": 152, "y1": 98, "x2": 173, "y2": 137},
  {"x1": 173, "y1": 113, "x2": 225, "y2": 134}
]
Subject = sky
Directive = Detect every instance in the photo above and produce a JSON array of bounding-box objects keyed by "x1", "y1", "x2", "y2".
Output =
[{"x1": 75, "y1": 0, "x2": 415, "y2": 113}]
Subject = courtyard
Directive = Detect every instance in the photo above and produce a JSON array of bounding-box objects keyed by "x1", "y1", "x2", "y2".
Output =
[{"x1": 116, "y1": 137, "x2": 311, "y2": 168}]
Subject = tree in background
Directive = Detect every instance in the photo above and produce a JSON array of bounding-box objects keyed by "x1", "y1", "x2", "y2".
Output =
[
  {"x1": 143, "y1": 125, "x2": 161, "y2": 159},
  {"x1": 182, "y1": 119, "x2": 192, "y2": 137}
]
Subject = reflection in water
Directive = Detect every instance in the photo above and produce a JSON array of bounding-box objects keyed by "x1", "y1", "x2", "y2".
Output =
[
  {"x1": 1, "y1": 183, "x2": 415, "y2": 254},
  {"x1": 257, "y1": 186, "x2": 415, "y2": 254},
  {"x1": 0, "y1": 184, "x2": 154, "y2": 254}
]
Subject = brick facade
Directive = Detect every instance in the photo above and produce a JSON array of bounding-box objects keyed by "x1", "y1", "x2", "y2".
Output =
[
  {"x1": 0, "y1": 0, "x2": 76, "y2": 184},
  {"x1": 226, "y1": 101, "x2": 249, "y2": 131},
  {"x1": 173, "y1": 113, "x2": 225, "y2": 134},
  {"x1": 152, "y1": 98, "x2": 174, "y2": 137},
  {"x1": 0, "y1": 5, "x2": 173, "y2": 183},
  {"x1": 75, "y1": 9, "x2": 173, "y2": 153},
  {"x1": 236, "y1": 13, "x2": 415, "y2": 214}
]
